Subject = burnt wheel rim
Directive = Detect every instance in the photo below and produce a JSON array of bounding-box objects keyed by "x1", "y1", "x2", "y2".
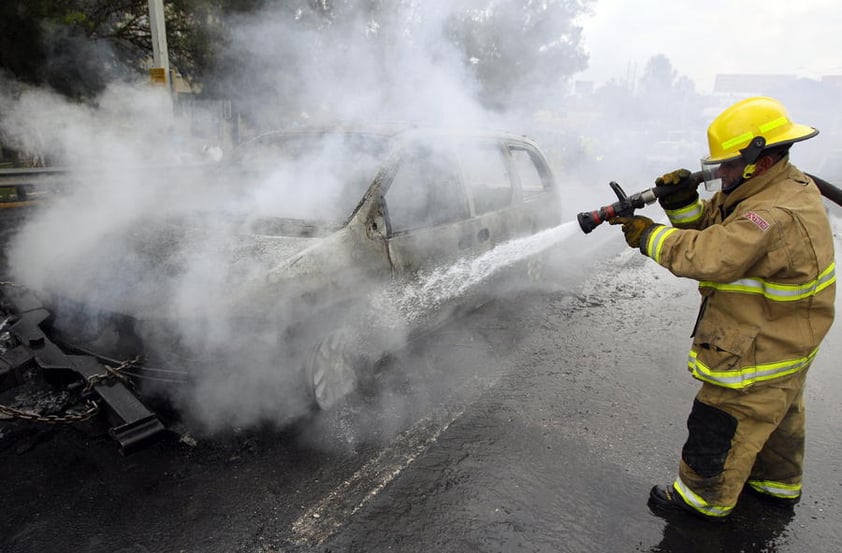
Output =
[{"x1": 308, "y1": 330, "x2": 358, "y2": 410}]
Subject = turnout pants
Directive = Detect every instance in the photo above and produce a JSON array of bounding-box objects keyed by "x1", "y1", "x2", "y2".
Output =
[{"x1": 673, "y1": 369, "x2": 808, "y2": 518}]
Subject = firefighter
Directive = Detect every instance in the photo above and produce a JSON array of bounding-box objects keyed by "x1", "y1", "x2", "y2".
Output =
[{"x1": 610, "y1": 96, "x2": 836, "y2": 521}]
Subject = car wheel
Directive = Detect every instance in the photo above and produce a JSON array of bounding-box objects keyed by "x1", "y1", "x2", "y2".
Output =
[{"x1": 306, "y1": 328, "x2": 359, "y2": 410}]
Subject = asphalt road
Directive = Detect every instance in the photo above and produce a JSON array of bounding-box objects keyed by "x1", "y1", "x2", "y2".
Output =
[{"x1": 2, "y1": 211, "x2": 841, "y2": 553}]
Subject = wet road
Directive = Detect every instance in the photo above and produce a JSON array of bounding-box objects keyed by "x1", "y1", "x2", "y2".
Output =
[{"x1": 2, "y1": 212, "x2": 842, "y2": 553}]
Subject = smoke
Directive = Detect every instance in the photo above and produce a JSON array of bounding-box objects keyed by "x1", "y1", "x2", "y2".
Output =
[
  {"x1": 219, "y1": 3, "x2": 490, "y2": 130},
  {"x1": 0, "y1": 2, "x2": 592, "y2": 438}
]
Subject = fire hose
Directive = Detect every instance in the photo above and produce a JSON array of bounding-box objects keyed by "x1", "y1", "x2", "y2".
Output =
[{"x1": 578, "y1": 171, "x2": 842, "y2": 234}]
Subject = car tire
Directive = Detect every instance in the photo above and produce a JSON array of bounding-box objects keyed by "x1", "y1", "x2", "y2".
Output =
[{"x1": 306, "y1": 328, "x2": 359, "y2": 410}]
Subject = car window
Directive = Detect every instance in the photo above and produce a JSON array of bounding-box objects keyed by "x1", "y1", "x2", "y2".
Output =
[
  {"x1": 459, "y1": 143, "x2": 513, "y2": 215},
  {"x1": 385, "y1": 145, "x2": 467, "y2": 233},
  {"x1": 509, "y1": 146, "x2": 550, "y2": 197}
]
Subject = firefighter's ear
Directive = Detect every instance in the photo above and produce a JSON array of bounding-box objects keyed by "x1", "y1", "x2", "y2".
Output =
[{"x1": 755, "y1": 152, "x2": 782, "y2": 174}]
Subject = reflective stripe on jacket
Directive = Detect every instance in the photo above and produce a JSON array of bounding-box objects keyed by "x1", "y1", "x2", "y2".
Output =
[{"x1": 642, "y1": 160, "x2": 836, "y2": 389}]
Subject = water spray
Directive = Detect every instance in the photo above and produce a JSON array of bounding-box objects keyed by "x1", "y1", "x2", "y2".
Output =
[{"x1": 380, "y1": 221, "x2": 580, "y2": 322}]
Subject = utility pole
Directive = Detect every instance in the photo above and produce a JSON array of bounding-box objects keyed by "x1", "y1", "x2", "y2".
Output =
[{"x1": 148, "y1": 0, "x2": 170, "y2": 88}]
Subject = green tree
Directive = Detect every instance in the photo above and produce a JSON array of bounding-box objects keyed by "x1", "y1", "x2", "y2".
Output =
[{"x1": 0, "y1": 0, "x2": 225, "y2": 99}]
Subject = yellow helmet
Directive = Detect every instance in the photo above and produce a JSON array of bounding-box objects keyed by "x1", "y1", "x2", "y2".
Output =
[{"x1": 704, "y1": 96, "x2": 818, "y2": 163}]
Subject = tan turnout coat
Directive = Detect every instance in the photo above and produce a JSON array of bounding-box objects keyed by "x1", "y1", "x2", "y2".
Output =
[{"x1": 643, "y1": 159, "x2": 836, "y2": 390}]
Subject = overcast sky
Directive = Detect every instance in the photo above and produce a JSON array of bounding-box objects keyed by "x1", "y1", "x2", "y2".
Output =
[{"x1": 575, "y1": 0, "x2": 842, "y2": 93}]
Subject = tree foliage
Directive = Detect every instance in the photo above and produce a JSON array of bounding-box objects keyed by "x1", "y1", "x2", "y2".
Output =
[
  {"x1": 0, "y1": 0, "x2": 226, "y2": 99},
  {"x1": 0, "y1": 0, "x2": 593, "y2": 111}
]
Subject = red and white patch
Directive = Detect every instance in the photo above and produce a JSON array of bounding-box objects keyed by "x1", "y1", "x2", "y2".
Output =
[{"x1": 743, "y1": 211, "x2": 770, "y2": 231}]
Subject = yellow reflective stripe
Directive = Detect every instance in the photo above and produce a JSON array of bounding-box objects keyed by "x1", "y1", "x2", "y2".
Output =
[
  {"x1": 688, "y1": 348, "x2": 818, "y2": 389},
  {"x1": 759, "y1": 116, "x2": 788, "y2": 133},
  {"x1": 720, "y1": 117, "x2": 788, "y2": 150},
  {"x1": 665, "y1": 199, "x2": 703, "y2": 224},
  {"x1": 644, "y1": 226, "x2": 678, "y2": 264},
  {"x1": 721, "y1": 131, "x2": 753, "y2": 151},
  {"x1": 816, "y1": 262, "x2": 836, "y2": 293},
  {"x1": 699, "y1": 262, "x2": 836, "y2": 302},
  {"x1": 747, "y1": 479, "x2": 801, "y2": 499},
  {"x1": 673, "y1": 477, "x2": 733, "y2": 518}
]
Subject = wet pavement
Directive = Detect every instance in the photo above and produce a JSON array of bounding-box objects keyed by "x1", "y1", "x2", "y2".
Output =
[{"x1": 2, "y1": 210, "x2": 842, "y2": 553}]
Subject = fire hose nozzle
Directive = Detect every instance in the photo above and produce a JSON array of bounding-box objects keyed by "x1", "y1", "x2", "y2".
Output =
[{"x1": 577, "y1": 172, "x2": 703, "y2": 234}]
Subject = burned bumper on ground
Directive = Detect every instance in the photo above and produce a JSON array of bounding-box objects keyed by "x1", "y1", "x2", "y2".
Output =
[{"x1": 0, "y1": 285, "x2": 168, "y2": 454}]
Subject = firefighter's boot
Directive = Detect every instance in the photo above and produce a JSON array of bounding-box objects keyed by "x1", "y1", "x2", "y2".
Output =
[{"x1": 648, "y1": 485, "x2": 727, "y2": 523}]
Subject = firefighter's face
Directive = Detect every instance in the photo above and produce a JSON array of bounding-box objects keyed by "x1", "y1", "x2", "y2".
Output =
[{"x1": 716, "y1": 159, "x2": 747, "y2": 191}]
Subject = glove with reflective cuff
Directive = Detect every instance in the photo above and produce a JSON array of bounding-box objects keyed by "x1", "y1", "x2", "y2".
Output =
[
  {"x1": 609, "y1": 215, "x2": 655, "y2": 249},
  {"x1": 656, "y1": 168, "x2": 699, "y2": 210},
  {"x1": 637, "y1": 221, "x2": 664, "y2": 256}
]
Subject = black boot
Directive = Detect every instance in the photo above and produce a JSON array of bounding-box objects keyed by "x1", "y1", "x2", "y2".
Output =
[{"x1": 648, "y1": 484, "x2": 728, "y2": 523}]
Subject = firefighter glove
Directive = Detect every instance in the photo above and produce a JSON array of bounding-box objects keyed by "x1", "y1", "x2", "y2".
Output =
[
  {"x1": 609, "y1": 215, "x2": 655, "y2": 249},
  {"x1": 656, "y1": 168, "x2": 699, "y2": 210}
]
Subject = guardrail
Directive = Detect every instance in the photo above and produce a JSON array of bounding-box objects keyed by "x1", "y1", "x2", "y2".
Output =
[
  {"x1": 0, "y1": 165, "x2": 222, "y2": 184},
  {"x1": 0, "y1": 167, "x2": 79, "y2": 204},
  {"x1": 0, "y1": 167, "x2": 74, "y2": 186},
  {"x1": 0, "y1": 164, "x2": 228, "y2": 205}
]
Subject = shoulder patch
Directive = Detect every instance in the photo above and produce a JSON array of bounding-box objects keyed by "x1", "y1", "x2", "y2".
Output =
[{"x1": 743, "y1": 211, "x2": 770, "y2": 231}]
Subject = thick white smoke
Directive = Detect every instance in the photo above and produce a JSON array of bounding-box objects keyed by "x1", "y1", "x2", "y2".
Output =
[
  {"x1": 223, "y1": 3, "x2": 490, "y2": 129},
  {"x1": 0, "y1": 2, "x2": 582, "y2": 435}
]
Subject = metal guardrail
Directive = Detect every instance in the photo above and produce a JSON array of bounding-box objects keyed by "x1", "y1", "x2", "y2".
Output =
[
  {"x1": 0, "y1": 167, "x2": 75, "y2": 187},
  {"x1": 0, "y1": 168, "x2": 77, "y2": 204},
  {"x1": 0, "y1": 165, "x2": 226, "y2": 204},
  {"x1": 0, "y1": 165, "x2": 221, "y2": 185}
]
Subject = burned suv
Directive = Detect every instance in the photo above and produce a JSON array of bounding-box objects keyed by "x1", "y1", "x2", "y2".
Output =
[{"x1": 0, "y1": 125, "x2": 560, "y2": 450}]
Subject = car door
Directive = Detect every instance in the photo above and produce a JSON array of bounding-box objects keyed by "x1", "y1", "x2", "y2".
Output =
[
  {"x1": 501, "y1": 140, "x2": 560, "y2": 236},
  {"x1": 382, "y1": 140, "x2": 487, "y2": 278},
  {"x1": 456, "y1": 138, "x2": 517, "y2": 248}
]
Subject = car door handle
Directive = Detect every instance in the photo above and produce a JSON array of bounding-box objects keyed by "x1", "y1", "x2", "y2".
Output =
[{"x1": 477, "y1": 228, "x2": 490, "y2": 242}]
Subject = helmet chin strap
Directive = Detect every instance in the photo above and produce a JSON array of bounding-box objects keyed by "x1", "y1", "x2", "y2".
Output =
[
  {"x1": 742, "y1": 163, "x2": 758, "y2": 180},
  {"x1": 724, "y1": 136, "x2": 767, "y2": 193}
]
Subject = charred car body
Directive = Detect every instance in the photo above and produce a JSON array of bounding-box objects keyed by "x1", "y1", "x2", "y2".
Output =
[{"x1": 0, "y1": 126, "x2": 561, "y2": 451}]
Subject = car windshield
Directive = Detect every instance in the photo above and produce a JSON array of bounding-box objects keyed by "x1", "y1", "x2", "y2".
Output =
[{"x1": 231, "y1": 131, "x2": 392, "y2": 225}]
